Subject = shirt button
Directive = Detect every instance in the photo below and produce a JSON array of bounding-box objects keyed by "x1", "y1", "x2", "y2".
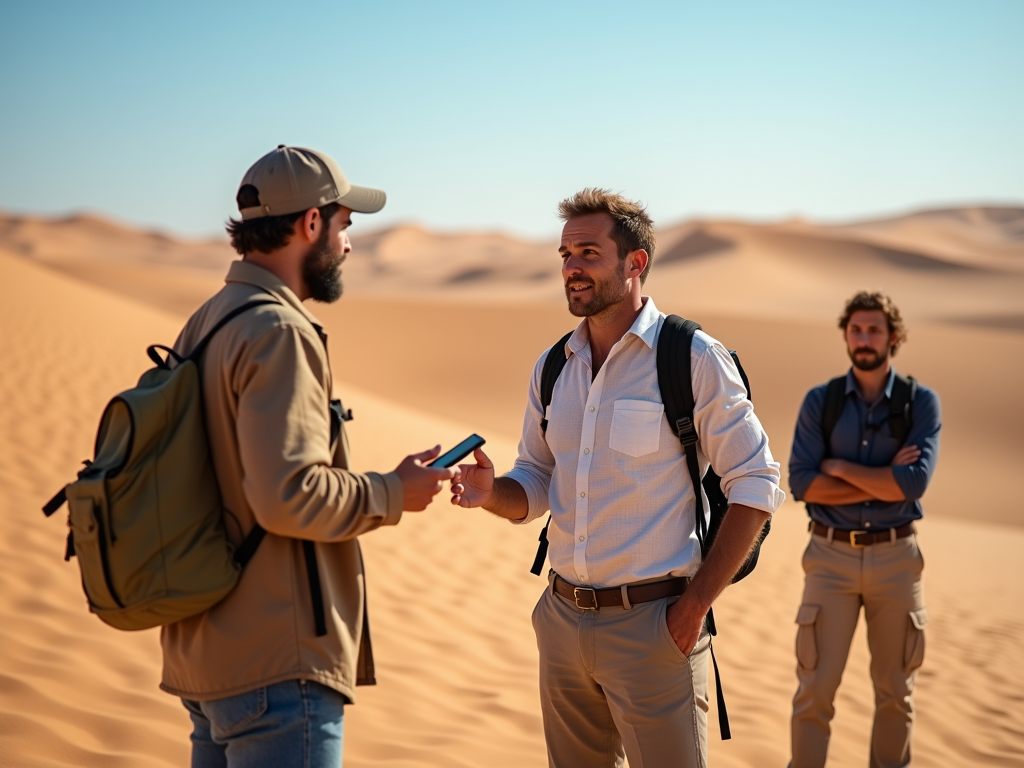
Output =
[
  {"x1": 584, "y1": 448, "x2": 590, "y2": 454},
  {"x1": 579, "y1": 535, "x2": 585, "y2": 542},
  {"x1": 589, "y1": 406, "x2": 595, "y2": 412},
  {"x1": 580, "y1": 492, "x2": 586, "y2": 498},
  {"x1": 862, "y1": 440, "x2": 868, "y2": 446},
  {"x1": 865, "y1": 522, "x2": 872, "y2": 527}
]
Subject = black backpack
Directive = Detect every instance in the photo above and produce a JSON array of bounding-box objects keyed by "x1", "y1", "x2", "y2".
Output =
[
  {"x1": 820, "y1": 372, "x2": 916, "y2": 450},
  {"x1": 531, "y1": 314, "x2": 769, "y2": 739}
]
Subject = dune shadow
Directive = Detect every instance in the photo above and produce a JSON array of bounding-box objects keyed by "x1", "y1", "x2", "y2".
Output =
[
  {"x1": 447, "y1": 266, "x2": 497, "y2": 284},
  {"x1": 876, "y1": 246, "x2": 983, "y2": 272},
  {"x1": 658, "y1": 230, "x2": 735, "y2": 265},
  {"x1": 939, "y1": 314, "x2": 1024, "y2": 332}
]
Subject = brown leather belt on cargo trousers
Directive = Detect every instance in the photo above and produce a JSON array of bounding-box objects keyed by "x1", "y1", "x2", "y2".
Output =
[
  {"x1": 810, "y1": 521, "x2": 916, "y2": 548},
  {"x1": 553, "y1": 574, "x2": 688, "y2": 611}
]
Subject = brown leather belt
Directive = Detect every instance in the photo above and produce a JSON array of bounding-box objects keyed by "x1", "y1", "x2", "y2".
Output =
[
  {"x1": 810, "y1": 521, "x2": 915, "y2": 548},
  {"x1": 553, "y1": 575, "x2": 687, "y2": 611}
]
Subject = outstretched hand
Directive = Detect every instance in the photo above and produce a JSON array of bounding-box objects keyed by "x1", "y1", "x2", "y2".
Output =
[
  {"x1": 450, "y1": 447, "x2": 494, "y2": 509},
  {"x1": 394, "y1": 446, "x2": 459, "y2": 512}
]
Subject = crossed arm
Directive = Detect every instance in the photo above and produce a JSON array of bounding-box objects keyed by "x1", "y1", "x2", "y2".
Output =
[{"x1": 802, "y1": 444, "x2": 920, "y2": 504}]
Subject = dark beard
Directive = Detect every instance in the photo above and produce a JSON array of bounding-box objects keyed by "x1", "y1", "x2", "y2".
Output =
[
  {"x1": 301, "y1": 225, "x2": 344, "y2": 303},
  {"x1": 565, "y1": 262, "x2": 629, "y2": 317},
  {"x1": 849, "y1": 346, "x2": 888, "y2": 371}
]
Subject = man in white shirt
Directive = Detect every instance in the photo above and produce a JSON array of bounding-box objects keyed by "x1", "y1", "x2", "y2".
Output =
[{"x1": 451, "y1": 189, "x2": 785, "y2": 768}]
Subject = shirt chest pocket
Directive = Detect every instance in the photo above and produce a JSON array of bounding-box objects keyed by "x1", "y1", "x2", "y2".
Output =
[{"x1": 608, "y1": 399, "x2": 664, "y2": 458}]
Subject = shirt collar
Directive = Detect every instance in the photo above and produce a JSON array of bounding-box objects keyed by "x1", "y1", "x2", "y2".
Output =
[
  {"x1": 564, "y1": 296, "x2": 661, "y2": 358},
  {"x1": 844, "y1": 366, "x2": 897, "y2": 399},
  {"x1": 225, "y1": 260, "x2": 324, "y2": 332}
]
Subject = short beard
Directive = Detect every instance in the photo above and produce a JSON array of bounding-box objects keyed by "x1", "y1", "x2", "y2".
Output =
[
  {"x1": 849, "y1": 346, "x2": 889, "y2": 371},
  {"x1": 301, "y1": 223, "x2": 344, "y2": 303},
  {"x1": 565, "y1": 260, "x2": 630, "y2": 318}
]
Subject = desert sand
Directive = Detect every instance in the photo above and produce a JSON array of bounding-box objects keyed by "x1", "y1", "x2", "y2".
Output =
[{"x1": 1, "y1": 207, "x2": 1023, "y2": 767}]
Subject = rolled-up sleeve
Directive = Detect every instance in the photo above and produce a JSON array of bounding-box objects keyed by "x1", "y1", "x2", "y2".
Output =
[
  {"x1": 505, "y1": 351, "x2": 555, "y2": 525},
  {"x1": 692, "y1": 338, "x2": 785, "y2": 514},
  {"x1": 789, "y1": 387, "x2": 827, "y2": 502},
  {"x1": 234, "y1": 323, "x2": 402, "y2": 541},
  {"x1": 891, "y1": 387, "x2": 941, "y2": 501}
]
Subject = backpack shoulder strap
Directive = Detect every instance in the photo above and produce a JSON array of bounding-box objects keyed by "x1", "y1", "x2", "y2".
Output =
[
  {"x1": 888, "y1": 373, "x2": 916, "y2": 444},
  {"x1": 657, "y1": 315, "x2": 702, "y2": 445},
  {"x1": 820, "y1": 376, "x2": 848, "y2": 448},
  {"x1": 529, "y1": 330, "x2": 573, "y2": 577},
  {"x1": 186, "y1": 297, "x2": 282, "y2": 363},
  {"x1": 656, "y1": 315, "x2": 707, "y2": 547},
  {"x1": 539, "y1": 331, "x2": 574, "y2": 433}
]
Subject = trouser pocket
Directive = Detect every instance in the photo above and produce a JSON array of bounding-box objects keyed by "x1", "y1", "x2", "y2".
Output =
[
  {"x1": 203, "y1": 686, "x2": 268, "y2": 738},
  {"x1": 795, "y1": 604, "x2": 821, "y2": 671},
  {"x1": 904, "y1": 608, "x2": 927, "y2": 672}
]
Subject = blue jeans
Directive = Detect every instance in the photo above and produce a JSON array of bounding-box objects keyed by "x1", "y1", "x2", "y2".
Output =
[{"x1": 182, "y1": 679, "x2": 346, "y2": 768}]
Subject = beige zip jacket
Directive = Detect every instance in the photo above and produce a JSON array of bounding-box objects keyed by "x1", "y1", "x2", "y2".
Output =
[{"x1": 159, "y1": 260, "x2": 403, "y2": 703}]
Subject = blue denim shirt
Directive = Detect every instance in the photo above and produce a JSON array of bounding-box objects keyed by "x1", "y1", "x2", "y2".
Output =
[{"x1": 789, "y1": 368, "x2": 941, "y2": 530}]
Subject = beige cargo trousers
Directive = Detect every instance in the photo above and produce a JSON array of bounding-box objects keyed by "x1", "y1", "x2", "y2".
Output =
[{"x1": 790, "y1": 531, "x2": 927, "y2": 768}]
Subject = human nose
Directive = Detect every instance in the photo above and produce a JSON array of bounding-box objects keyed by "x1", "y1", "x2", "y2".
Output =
[{"x1": 340, "y1": 231, "x2": 352, "y2": 253}]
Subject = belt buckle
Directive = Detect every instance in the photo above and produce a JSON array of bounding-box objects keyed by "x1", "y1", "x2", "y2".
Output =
[
  {"x1": 573, "y1": 587, "x2": 599, "y2": 611},
  {"x1": 849, "y1": 530, "x2": 868, "y2": 548}
]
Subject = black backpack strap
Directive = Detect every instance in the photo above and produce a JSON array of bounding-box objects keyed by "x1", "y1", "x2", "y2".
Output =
[
  {"x1": 233, "y1": 524, "x2": 266, "y2": 566},
  {"x1": 820, "y1": 376, "x2": 848, "y2": 454},
  {"x1": 656, "y1": 315, "x2": 707, "y2": 551},
  {"x1": 658, "y1": 315, "x2": 746, "y2": 742},
  {"x1": 888, "y1": 374, "x2": 916, "y2": 444},
  {"x1": 528, "y1": 331, "x2": 574, "y2": 576},
  {"x1": 42, "y1": 487, "x2": 67, "y2": 517},
  {"x1": 539, "y1": 331, "x2": 574, "y2": 433},
  {"x1": 302, "y1": 540, "x2": 328, "y2": 637}
]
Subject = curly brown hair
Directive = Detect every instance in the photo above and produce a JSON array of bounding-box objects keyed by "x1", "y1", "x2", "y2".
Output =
[
  {"x1": 557, "y1": 188, "x2": 656, "y2": 284},
  {"x1": 838, "y1": 291, "x2": 908, "y2": 355}
]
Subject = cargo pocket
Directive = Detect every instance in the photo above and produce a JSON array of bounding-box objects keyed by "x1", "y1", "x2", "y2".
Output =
[
  {"x1": 608, "y1": 400, "x2": 663, "y2": 457},
  {"x1": 795, "y1": 604, "x2": 821, "y2": 671},
  {"x1": 904, "y1": 608, "x2": 927, "y2": 672}
]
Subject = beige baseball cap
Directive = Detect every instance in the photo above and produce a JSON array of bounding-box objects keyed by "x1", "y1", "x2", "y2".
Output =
[{"x1": 237, "y1": 145, "x2": 386, "y2": 220}]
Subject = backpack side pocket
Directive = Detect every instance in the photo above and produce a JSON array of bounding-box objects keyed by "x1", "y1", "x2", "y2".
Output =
[{"x1": 67, "y1": 491, "x2": 122, "y2": 612}]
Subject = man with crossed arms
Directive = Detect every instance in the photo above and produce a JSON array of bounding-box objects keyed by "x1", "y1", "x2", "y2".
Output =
[
  {"x1": 451, "y1": 188, "x2": 785, "y2": 767},
  {"x1": 788, "y1": 292, "x2": 940, "y2": 768}
]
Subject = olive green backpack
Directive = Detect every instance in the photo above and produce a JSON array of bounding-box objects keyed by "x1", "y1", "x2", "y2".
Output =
[{"x1": 41, "y1": 300, "x2": 276, "y2": 631}]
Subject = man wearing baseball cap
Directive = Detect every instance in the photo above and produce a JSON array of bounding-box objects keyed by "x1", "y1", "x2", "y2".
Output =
[{"x1": 161, "y1": 146, "x2": 455, "y2": 767}]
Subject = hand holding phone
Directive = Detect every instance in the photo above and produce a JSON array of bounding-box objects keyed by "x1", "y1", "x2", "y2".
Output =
[{"x1": 428, "y1": 434, "x2": 486, "y2": 468}]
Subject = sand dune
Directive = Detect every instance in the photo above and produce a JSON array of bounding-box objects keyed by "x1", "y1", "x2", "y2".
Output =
[
  {"x1": 6, "y1": 207, "x2": 1024, "y2": 323},
  {"x1": 2, "y1": 205, "x2": 1024, "y2": 767}
]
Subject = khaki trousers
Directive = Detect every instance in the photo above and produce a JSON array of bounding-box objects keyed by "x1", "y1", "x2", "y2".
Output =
[
  {"x1": 532, "y1": 577, "x2": 711, "y2": 768},
  {"x1": 790, "y1": 532, "x2": 927, "y2": 768}
]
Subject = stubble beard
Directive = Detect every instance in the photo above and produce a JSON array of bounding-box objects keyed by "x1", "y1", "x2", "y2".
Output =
[
  {"x1": 565, "y1": 261, "x2": 630, "y2": 318},
  {"x1": 849, "y1": 346, "x2": 889, "y2": 371},
  {"x1": 301, "y1": 224, "x2": 344, "y2": 304}
]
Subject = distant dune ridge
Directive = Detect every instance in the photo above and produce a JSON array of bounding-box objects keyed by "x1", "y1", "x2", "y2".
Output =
[
  {"x1": 3, "y1": 205, "x2": 1022, "y2": 322},
  {"x1": 1, "y1": 206, "x2": 1022, "y2": 766}
]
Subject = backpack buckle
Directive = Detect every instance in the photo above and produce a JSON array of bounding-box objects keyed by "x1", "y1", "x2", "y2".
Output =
[{"x1": 675, "y1": 417, "x2": 698, "y2": 447}]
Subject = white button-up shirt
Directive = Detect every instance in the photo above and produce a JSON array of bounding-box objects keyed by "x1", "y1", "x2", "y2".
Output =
[{"x1": 506, "y1": 297, "x2": 785, "y2": 588}]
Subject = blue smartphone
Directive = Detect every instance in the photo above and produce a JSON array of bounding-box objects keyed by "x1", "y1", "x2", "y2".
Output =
[{"x1": 428, "y1": 434, "x2": 486, "y2": 467}]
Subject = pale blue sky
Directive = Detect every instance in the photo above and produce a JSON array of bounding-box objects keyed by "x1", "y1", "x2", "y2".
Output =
[{"x1": 1, "y1": 1, "x2": 1021, "y2": 238}]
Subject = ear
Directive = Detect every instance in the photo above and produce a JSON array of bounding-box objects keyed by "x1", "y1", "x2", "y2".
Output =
[
  {"x1": 627, "y1": 249, "x2": 649, "y2": 279},
  {"x1": 297, "y1": 208, "x2": 321, "y2": 244}
]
